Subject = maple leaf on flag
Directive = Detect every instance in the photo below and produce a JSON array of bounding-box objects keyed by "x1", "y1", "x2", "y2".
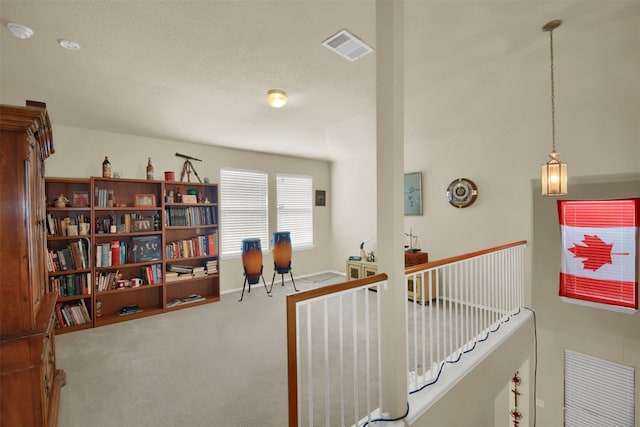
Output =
[{"x1": 568, "y1": 234, "x2": 615, "y2": 271}]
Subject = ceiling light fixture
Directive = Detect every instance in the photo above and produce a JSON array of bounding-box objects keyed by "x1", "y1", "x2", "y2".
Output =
[
  {"x1": 267, "y1": 89, "x2": 287, "y2": 108},
  {"x1": 58, "y1": 39, "x2": 80, "y2": 50},
  {"x1": 7, "y1": 22, "x2": 33, "y2": 39},
  {"x1": 541, "y1": 19, "x2": 567, "y2": 196}
]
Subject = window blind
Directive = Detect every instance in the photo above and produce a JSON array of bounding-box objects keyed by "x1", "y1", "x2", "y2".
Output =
[
  {"x1": 558, "y1": 199, "x2": 639, "y2": 312},
  {"x1": 564, "y1": 349, "x2": 635, "y2": 426},
  {"x1": 220, "y1": 168, "x2": 268, "y2": 257},
  {"x1": 276, "y1": 173, "x2": 313, "y2": 249}
]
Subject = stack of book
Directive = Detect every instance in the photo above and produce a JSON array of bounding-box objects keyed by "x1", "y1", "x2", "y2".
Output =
[
  {"x1": 165, "y1": 271, "x2": 191, "y2": 282},
  {"x1": 205, "y1": 260, "x2": 218, "y2": 274},
  {"x1": 192, "y1": 266, "x2": 206, "y2": 278}
]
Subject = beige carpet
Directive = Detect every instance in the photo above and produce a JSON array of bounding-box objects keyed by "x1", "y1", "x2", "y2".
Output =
[{"x1": 55, "y1": 272, "x2": 346, "y2": 427}]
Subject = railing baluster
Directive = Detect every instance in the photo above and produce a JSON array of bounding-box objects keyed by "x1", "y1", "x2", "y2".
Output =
[{"x1": 323, "y1": 299, "x2": 329, "y2": 426}]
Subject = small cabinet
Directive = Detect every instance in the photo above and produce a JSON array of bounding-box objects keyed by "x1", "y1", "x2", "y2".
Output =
[{"x1": 346, "y1": 260, "x2": 377, "y2": 280}]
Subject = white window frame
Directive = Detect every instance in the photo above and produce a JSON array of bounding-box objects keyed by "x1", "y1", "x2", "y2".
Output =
[
  {"x1": 219, "y1": 168, "x2": 268, "y2": 258},
  {"x1": 276, "y1": 173, "x2": 313, "y2": 250}
]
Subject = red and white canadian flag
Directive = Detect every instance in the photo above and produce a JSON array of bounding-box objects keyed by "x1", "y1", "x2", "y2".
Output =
[{"x1": 558, "y1": 199, "x2": 639, "y2": 310}]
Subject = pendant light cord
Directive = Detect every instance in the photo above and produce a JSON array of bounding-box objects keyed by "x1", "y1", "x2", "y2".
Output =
[{"x1": 549, "y1": 29, "x2": 556, "y2": 154}]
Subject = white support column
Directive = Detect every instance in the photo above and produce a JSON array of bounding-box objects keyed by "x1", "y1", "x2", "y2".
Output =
[{"x1": 376, "y1": 0, "x2": 408, "y2": 418}]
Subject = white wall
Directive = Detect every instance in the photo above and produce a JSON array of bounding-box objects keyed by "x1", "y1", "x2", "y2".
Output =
[{"x1": 46, "y1": 124, "x2": 333, "y2": 293}]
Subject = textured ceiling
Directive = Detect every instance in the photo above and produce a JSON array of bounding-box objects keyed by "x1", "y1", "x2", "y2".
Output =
[{"x1": 1, "y1": 1, "x2": 638, "y2": 162}]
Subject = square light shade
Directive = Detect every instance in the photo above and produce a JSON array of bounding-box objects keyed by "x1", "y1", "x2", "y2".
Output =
[{"x1": 541, "y1": 156, "x2": 567, "y2": 196}]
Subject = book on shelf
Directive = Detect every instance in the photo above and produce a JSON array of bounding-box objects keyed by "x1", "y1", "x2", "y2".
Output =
[
  {"x1": 165, "y1": 271, "x2": 191, "y2": 282},
  {"x1": 165, "y1": 232, "x2": 217, "y2": 259},
  {"x1": 117, "y1": 304, "x2": 143, "y2": 316},
  {"x1": 192, "y1": 266, "x2": 207, "y2": 278},
  {"x1": 165, "y1": 205, "x2": 216, "y2": 227},
  {"x1": 142, "y1": 264, "x2": 163, "y2": 285},
  {"x1": 55, "y1": 299, "x2": 92, "y2": 328},
  {"x1": 205, "y1": 260, "x2": 218, "y2": 274},
  {"x1": 95, "y1": 270, "x2": 120, "y2": 292},
  {"x1": 46, "y1": 213, "x2": 90, "y2": 237},
  {"x1": 167, "y1": 294, "x2": 205, "y2": 308},
  {"x1": 167, "y1": 264, "x2": 193, "y2": 274},
  {"x1": 49, "y1": 272, "x2": 91, "y2": 296}
]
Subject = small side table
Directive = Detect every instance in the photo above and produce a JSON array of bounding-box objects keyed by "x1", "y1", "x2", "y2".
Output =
[
  {"x1": 404, "y1": 251, "x2": 435, "y2": 303},
  {"x1": 404, "y1": 251, "x2": 428, "y2": 267}
]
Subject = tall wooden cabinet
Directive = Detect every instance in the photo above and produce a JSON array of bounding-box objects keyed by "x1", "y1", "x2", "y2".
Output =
[{"x1": 0, "y1": 104, "x2": 65, "y2": 427}]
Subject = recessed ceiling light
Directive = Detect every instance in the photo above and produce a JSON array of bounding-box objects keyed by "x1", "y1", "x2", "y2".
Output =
[
  {"x1": 7, "y1": 22, "x2": 33, "y2": 39},
  {"x1": 267, "y1": 89, "x2": 287, "y2": 108},
  {"x1": 58, "y1": 39, "x2": 80, "y2": 50}
]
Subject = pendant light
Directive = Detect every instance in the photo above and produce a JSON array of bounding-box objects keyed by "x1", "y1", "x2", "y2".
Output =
[{"x1": 541, "y1": 20, "x2": 567, "y2": 196}]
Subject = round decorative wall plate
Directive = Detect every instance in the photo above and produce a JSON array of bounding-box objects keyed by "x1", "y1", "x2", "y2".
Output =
[{"x1": 446, "y1": 178, "x2": 478, "y2": 208}]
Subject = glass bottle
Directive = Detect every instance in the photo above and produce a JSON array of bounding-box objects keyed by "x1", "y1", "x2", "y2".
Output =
[
  {"x1": 146, "y1": 157, "x2": 154, "y2": 180},
  {"x1": 102, "y1": 156, "x2": 111, "y2": 178}
]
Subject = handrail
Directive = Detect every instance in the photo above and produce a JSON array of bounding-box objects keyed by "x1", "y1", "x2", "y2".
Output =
[
  {"x1": 286, "y1": 273, "x2": 387, "y2": 426},
  {"x1": 405, "y1": 240, "x2": 528, "y2": 274}
]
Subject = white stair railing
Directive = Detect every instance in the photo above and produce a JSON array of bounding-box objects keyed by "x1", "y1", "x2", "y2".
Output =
[
  {"x1": 405, "y1": 241, "x2": 526, "y2": 394},
  {"x1": 286, "y1": 241, "x2": 527, "y2": 426},
  {"x1": 287, "y1": 275, "x2": 387, "y2": 427}
]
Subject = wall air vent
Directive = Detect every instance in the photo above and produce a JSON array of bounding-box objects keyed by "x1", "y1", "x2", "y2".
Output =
[{"x1": 321, "y1": 29, "x2": 374, "y2": 62}]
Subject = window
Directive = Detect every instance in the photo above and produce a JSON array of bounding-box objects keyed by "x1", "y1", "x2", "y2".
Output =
[
  {"x1": 558, "y1": 199, "x2": 639, "y2": 313},
  {"x1": 220, "y1": 168, "x2": 268, "y2": 257},
  {"x1": 276, "y1": 173, "x2": 313, "y2": 249}
]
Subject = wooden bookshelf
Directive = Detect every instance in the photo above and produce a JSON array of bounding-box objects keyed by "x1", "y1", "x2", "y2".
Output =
[
  {"x1": 45, "y1": 177, "x2": 94, "y2": 333},
  {"x1": 44, "y1": 176, "x2": 220, "y2": 332}
]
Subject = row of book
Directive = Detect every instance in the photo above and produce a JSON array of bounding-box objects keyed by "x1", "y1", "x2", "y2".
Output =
[
  {"x1": 96, "y1": 241, "x2": 128, "y2": 267},
  {"x1": 49, "y1": 272, "x2": 92, "y2": 296},
  {"x1": 55, "y1": 300, "x2": 91, "y2": 328},
  {"x1": 47, "y1": 239, "x2": 91, "y2": 272},
  {"x1": 94, "y1": 187, "x2": 116, "y2": 208},
  {"x1": 46, "y1": 213, "x2": 90, "y2": 237},
  {"x1": 95, "y1": 270, "x2": 121, "y2": 292},
  {"x1": 165, "y1": 205, "x2": 216, "y2": 226},
  {"x1": 165, "y1": 232, "x2": 217, "y2": 259},
  {"x1": 141, "y1": 264, "x2": 163, "y2": 285}
]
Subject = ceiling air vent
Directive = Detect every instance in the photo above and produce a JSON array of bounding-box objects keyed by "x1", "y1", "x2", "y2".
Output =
[{"x1": 322, "y1": 29, "x2": 373, "y2": 62}]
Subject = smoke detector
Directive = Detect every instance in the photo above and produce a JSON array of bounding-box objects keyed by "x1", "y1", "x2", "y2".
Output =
[{"x1": 322, "y1": 29, "x2": 373, "y2": 62}]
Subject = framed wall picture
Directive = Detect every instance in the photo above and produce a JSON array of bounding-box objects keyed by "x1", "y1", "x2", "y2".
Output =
[
  {"x1": 132, "y1": 218, "x2": 154, "y2": 232},
  {"x1": 134, "y1": 194, "x2": 156, "y2": 207},
  {"x1": 131, "y1": 235, "x2": 162, "y2": 262},
  {"x1": 72, "y1": 191, "x2": 89, "y2": 207},
  {"x1": 315, "y1": 190, "x2": 326, "y2": 206},
  {"x1": 404, "y1": 172, "x2": 423, "y2": 216}
]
